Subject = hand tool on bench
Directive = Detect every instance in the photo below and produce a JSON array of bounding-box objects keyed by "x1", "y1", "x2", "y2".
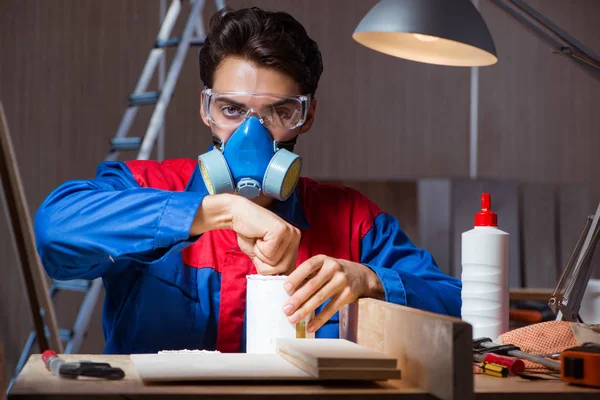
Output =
[
  {"x1": 561, "y1": 342, "x2": 600, "y2": 388},
  {"x1": 42, "y1": 351, "x2": 125, "y2": 380},
  {"x1": 473, "y1": 337, "x2": 561, "y2": 371},
  {"x1": 473, "y1": 351, "x2": 525, "y2": 375}
]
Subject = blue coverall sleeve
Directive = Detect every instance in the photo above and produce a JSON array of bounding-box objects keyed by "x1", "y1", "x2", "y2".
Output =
[
  {"x1": 360, "y1": 213, "x2": 462, "y2": 317},
  {"x1": 34, "y1": 161, "x2": 204, "y2": 281}
]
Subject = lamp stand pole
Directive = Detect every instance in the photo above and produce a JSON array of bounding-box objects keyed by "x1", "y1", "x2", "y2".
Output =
[{"x1": 469, "y1": 0, "x2": 480, "y2": 180}]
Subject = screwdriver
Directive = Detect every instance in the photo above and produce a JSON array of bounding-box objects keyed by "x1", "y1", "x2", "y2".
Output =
[
  {"x1": 475, "y1": 339, "x2": 561, "y2": 371},
  {"x1": 479, "y1": 361, "x2": 509, "y2": 378},
  {"x1": 473, "y1": 352, "x2": 525, "y2": 375}
]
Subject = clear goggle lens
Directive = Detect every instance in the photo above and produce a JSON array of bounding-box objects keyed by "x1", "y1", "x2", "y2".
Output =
[{"x1": 203, "y1": 88, "x2": 310, "y2": 130}]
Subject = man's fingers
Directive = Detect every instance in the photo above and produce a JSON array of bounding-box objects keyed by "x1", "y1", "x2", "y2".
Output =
[
  {"x1": 255, "y1": 237, "x2": 284, "y2": 265},
  {"x1": 287, "y1": 274, "x2": 345, "y2": 325},
  {"x1": 255, "y1": 224, "x2": 299, "y2": 265},
  {"x1": 284, "y1": 255, "x2": 327, "y2": 294},
  {"x1": 284, "y1": 261, "x2": 336, "y2": 316},
  {"x1": 306, "y1": 287, "x2": 354, "y2": 333},
  {"x1": 237, "y1": 235, "x2": 256, "y2": 257},
  {"x1": 252, "y1": 256, "x2": 280, "y2": 275}
]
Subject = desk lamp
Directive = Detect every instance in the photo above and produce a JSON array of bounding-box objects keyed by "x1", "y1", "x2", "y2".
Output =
[
  {"x1": 353, "y1": 0, "x2": 600, "y2": 76},
  {"x1": 352, "y1": 0, "x2": 600, "y2": 322}
]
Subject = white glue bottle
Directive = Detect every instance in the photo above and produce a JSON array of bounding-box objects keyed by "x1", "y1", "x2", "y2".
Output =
[{"x1": 461, "y1": 193, "x2": 509, "y2": 341}]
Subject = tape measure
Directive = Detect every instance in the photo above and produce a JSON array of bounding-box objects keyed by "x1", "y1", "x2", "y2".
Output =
[{"x1": 561, "y1": 342, "x2": 600, "y2": 388}]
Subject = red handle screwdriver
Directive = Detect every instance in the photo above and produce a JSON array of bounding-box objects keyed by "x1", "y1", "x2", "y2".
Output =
[{"x1": 474, "y1": 352, "x2": 525, "y2": 374}]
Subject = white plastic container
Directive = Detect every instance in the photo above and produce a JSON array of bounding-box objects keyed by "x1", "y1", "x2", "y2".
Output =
[
  {"x1": 246, "y1": 275, "x2": 315, "y2": 353},
  {"x1": 461, "y1": 193, "x2": 509, "y2": 341}
]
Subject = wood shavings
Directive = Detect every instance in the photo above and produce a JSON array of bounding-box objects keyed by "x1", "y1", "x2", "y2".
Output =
[{"x1": 158, "y1": 349, "x2": 221, "y2": 354}]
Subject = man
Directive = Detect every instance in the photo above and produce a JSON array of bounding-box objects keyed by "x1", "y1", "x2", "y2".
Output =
[{"x1": 34, "y1": 7, "x2": 461, "y2": 354}]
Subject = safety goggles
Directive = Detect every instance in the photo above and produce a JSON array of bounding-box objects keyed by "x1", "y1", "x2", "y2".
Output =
[{"x1": 202, "y1": 88, "x2": 311, "y2": 130}]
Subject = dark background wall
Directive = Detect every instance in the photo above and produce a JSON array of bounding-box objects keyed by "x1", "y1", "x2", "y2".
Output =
[{"x1": 1, "y1": 0, "x2": 599, "y2": 386}]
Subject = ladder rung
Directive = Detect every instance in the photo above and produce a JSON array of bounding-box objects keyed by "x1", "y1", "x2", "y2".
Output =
[
  {"x1": 51, "y1": 280, "x2": 91, "y2": 292},
  {"x1": 59, "y1": 329, "x2": 73, "y2": 342},
  {"x1": 190, "y1": 39, "x2": 204, "y2": 47},
  {"x1": 129, "y1": 91, "x2": 160, "y2": 106},
  {"x1": 110, "y1": 137, "x2": 142, "y2": 151},
  {"x1": 155, "y1": 36, "x2": 180, "y2": 48}
]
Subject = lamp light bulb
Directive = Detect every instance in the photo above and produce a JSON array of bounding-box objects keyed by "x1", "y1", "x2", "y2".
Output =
[{"x1": 413, "y1": 33, "x2": 439, "y2": 42}]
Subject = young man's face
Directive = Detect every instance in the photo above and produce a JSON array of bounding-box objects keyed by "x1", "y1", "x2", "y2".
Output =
[{"x1": 200, "y1": 56, "x2": 316, "y2": 144}]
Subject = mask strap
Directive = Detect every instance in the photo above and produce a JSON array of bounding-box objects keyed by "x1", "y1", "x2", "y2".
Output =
[
  {"x1": 277, "y1": 135, "x2": 298, "y2": 152},
  {"x1": 212, "y1": 134, "x2": 224, "y2": 150}
]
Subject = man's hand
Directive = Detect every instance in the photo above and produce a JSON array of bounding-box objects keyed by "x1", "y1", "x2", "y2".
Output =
[
  {"x1": 282, "y1": 255, "x2": 385, "y2": 333},
  {"x1": 190, "y1": 194, "x2": 300, "y2": 275}
]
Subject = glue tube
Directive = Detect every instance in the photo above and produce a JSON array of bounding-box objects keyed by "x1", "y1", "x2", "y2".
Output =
[
  {"x1": 42, "y1": 350, "x2": 65, "y2": 376},
  {"x1": 461, "y1": 193, "x2": 509, "y2": 340}
]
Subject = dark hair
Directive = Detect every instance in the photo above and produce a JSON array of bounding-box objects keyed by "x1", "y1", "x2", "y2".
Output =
[{"x1": 199, "y1": 7, "x2": 323, "y2": 96}]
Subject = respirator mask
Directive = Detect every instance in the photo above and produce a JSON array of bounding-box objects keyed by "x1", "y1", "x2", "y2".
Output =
[{"x1": 198, "y1": 89, "x2": 311, "y2": 201}]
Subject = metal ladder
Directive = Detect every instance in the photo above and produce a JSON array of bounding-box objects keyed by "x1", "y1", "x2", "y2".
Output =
[{"x1": 8, "y1": 0, "x2": 225, "y2": 392}]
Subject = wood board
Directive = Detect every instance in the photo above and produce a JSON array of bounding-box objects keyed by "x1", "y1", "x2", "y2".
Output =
[
  {"x1": 275, "y1": 338, "x2": 400, "y2": 381},
  {"x1": 276, "y1": 338, "x2": 398, "y2": 369},
  {"x1": 131, "y1": 339, "x2": 401, "y2": 383},
  {"x1": 131, "y1": 353, "x2": 312, "y2": 382},
  {"x1": 340, "y1": 298, "x2": 473, "y2": 400}
]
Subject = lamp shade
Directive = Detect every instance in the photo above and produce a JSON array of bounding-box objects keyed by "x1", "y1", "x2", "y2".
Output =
[{"x1": 353, "y1": 0, "x2": 498, "y2": 67}]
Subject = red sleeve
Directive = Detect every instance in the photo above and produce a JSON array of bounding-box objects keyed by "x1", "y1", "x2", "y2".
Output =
[{"x1": 125, "y1": 159, "x2": 196, "y2": 191}]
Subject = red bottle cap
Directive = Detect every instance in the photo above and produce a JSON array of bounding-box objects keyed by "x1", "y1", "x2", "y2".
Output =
[
  {"x1": 42, "y1": 350, "x2": 57, "y2": 366},
  {"x1": 474, "y1": 193, "x2": 498, "y2": 227}
]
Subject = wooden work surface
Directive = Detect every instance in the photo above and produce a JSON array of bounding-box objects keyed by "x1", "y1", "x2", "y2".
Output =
[
  {"x1": 9, "y1": 354, "x2": 600, "y2": 400},
  {"x1": 475, "y1": 373, "x2": 600, "y2": 400},
  {"x1": 8, "y1": 354, "x2": 428, "y2": 399}
]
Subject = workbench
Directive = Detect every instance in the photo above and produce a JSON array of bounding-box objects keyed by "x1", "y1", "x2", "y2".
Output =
[
  {"x1": 8, "y1": 354, "x2": 600, "y2": 400},
  {"x1": 8, "y1": 299, "x2": 600, "y2": 400}
]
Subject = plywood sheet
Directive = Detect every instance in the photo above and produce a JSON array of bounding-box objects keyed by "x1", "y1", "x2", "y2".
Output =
[
  {"x1": 275, "y1": 338, "x2": 400, "y2": 381},
  {"x1": 276, "y1": 338, "x2": 397, "y2": 369},
  {"x1": 131, "y1": 353, "x2": 312, "y2": 382}
]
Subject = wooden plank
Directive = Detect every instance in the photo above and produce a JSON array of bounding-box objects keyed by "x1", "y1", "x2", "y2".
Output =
[
  {"x1": 313, "y1": 368, "x2": 401, "y2": 381},
  {"x1": 276, "y1": 339, "x2": 398, "y2": 369},
  {"x1": 520, "y1": 184, "x2": 559, "y2": 288},
  {"x1": 131, "y1": 353, "x2": 312, "y2": 382},
  {"x1": 9, "y1": 354, "x2": 429, "y2": 399},
  {"x1": 0, "y1": 102, "x2": 62, "y2": 353},
  {"x1": 275, "y1": 339, "x2": 400, "y2": 381},
  {"x1": 134, "y1": 344, "x2": 401, "y2": 383},
  {"x1": 417, "y1": 179, "x2": 452, "y2": 275},
  {"x1": 451, "y1": 180, "x2": 521, "y2": 287},
  {"x1": 340, "y1": 298, "x2": 473, "y2": 400}
]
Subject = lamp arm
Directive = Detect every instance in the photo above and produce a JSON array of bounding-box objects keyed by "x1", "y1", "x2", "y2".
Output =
[{"x1": 489, "y1": 0, "x2": 600, "y2": 82}]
